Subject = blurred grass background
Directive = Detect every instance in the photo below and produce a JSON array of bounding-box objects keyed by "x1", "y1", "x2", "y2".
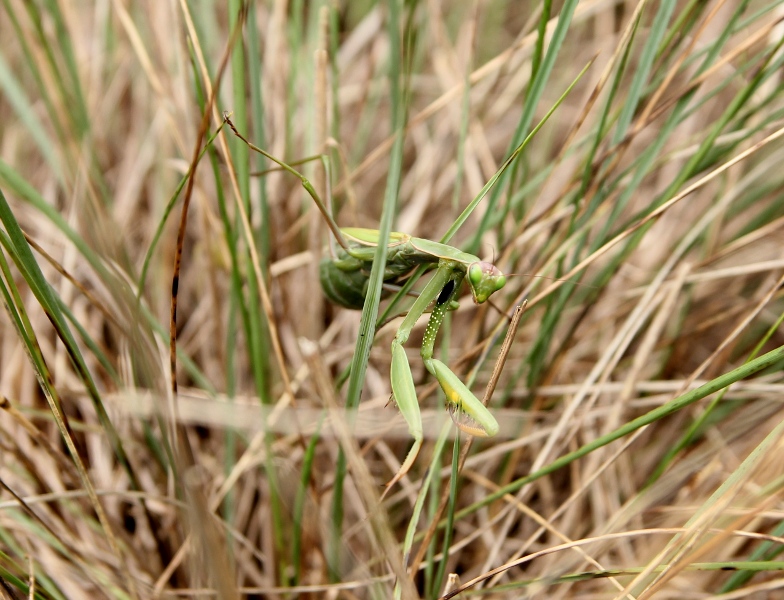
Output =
[{"x1": 1, "y1": 1, "x2": 784, "y2": 598}]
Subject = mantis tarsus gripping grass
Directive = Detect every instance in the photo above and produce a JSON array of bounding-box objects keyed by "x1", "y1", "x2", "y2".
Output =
[{"x1": 225, "y1": 116, "x2": 506, "y2": 490}]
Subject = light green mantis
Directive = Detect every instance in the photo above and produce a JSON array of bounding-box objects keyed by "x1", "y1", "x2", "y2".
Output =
[
  {"x1": 322, "y1": 227, "x2": 505, "y2": 488},
  {"x1": 225, "y1": 116, "x2": 506, "y2": 489}
]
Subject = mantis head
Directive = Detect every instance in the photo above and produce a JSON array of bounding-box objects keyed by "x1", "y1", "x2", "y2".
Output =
[{"x1": 467, "y1": 261, "x2": 506, "y2": 303}]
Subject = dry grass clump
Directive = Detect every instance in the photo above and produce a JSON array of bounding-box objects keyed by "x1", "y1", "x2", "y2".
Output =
[{"x1": 1, "y1": 1, "x2": 783, "y2": 598}]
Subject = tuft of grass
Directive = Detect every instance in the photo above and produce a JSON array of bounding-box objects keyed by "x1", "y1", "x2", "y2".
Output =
[{"x1": 1, "y1": 1, "x2": 784, "y2": 598}]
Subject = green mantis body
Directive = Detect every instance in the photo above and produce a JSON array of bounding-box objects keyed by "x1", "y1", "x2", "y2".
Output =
[
  {"x1": 320, "y1": 227, "x2": 505, "y2": 488},
  {"x1": 224, "y1": 116, "x2": 505, "y2": 489}
]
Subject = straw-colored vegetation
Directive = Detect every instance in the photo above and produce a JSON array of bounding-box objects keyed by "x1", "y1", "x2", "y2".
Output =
[{"x1": 1, "y1": 1, "x2": 783, "y2": 598}]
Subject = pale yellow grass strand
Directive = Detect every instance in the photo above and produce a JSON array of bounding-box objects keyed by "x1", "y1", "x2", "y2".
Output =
[
  {"x1": 623, "y1": 420, "x2": 784, "y2": 600},
  {"x1": 337, "y1": 0, "x2": 621, "y2": 193},
  {"x1": 528, "y1": 121, "x2": 784, "y2": 310},
  {"x1": 299, "y1": 338, "x2": 417, "y2": 599},
  {"x1": 482, "y1": 123, "x2": 784, "y2": 577},
  {"x1": 447, "y1": 527, "x2": 784, "y2": 599},
  {"x1": 480, "y1": 244, "x2": 672, "y2": 578},
  {"x1": 464, "y1": 470, "x2": 634, "y2": 599}
]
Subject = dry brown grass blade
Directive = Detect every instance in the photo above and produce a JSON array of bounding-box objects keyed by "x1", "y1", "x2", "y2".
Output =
[
  {"x1": 168, "y1": 4, "x2": 248, "y2": 468},
  {"x1": 300, "y1": 338, "x2": 417, "y2": 599}
]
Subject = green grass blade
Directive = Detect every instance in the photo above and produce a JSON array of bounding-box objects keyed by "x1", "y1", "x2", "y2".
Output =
[
  {"x1": 453, "y1": 344, "x2": 784, "y2": 523},
  {"x1": 332, "y1": 0, "x2": 410, "y2": 580}
]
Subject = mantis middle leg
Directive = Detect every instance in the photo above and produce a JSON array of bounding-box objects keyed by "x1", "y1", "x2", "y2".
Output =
[{"x1": 386, "y1": 260, "x2": 499, "y2": 491}]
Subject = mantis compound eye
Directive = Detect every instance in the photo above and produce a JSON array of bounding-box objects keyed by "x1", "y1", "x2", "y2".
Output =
[{"x1": 468, "y1": 262, "x2": 506, "y2": 304}]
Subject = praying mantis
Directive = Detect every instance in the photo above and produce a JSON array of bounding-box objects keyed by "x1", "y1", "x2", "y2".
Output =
[
  {"x1": 225, "y1": 116, "x2": 507, "y2": 489},
  {"x1": 323, "y1": 227, "x2": 506, "y2": 488}
]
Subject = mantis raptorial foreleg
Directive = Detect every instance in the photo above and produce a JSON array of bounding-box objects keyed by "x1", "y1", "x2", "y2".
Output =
[{"x1": 385, "y1": 259, "x2": 499, "y2": 491}]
